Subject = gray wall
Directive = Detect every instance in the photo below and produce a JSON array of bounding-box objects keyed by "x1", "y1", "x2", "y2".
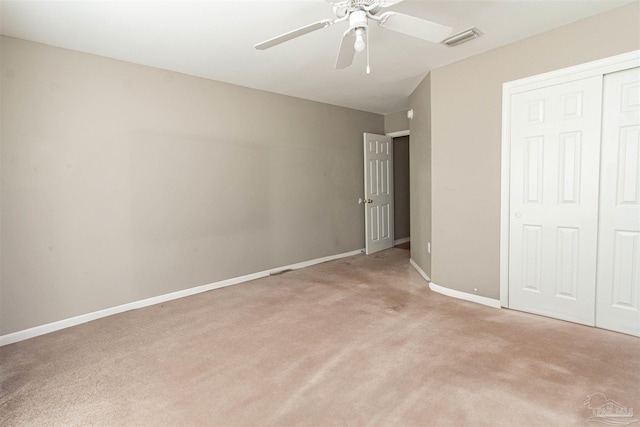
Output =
[
  {"x1": 393, "y1": 136, "x2": 410, "y2": 241},
  {"x1": 0, "y1": 36, "x2": 384, "y2": 335},
  {"x1": 384, "y1": 111, "x2": 410, "y2": 134},
  {"x1": 411, "y1": 2, "x2": 640, "y2": 298},
  {"x1": 408, "y1": 74, "x2": 432, "y2": 275}
]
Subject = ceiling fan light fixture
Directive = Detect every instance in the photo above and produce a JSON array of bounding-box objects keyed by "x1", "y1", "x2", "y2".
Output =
[
  {"x1": 354, "y1": 29, "x2": 366, "y2": 52},
  {"x1": 442, "y1": 27, "x2": 483, "y2": 47}
]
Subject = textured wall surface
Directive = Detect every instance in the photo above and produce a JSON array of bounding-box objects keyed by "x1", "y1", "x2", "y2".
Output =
[
  {"x1": 0, "y1": 36, "x2": 383, "y2": 334},
  {"x1": 409, "y1": 75, "x2": 432, "y2": 276}
]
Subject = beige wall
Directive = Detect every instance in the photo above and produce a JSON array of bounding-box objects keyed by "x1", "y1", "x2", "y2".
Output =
[
  {"x1": 384, "y1": 110, "x2": 410, "y2": 134},
  {"x1": 0, "y1": 36, "x2": 384, "y2": 335},
  {"x1": 416, "y1": 3, "x2": 640, "y2": 299},
  {"x1": 408, "y1": 74, "x2": 431, "y2": 275}
]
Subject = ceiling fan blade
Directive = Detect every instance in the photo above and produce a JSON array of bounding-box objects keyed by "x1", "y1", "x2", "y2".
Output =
[
  {"x1": 255, "y1": 19, "x2": 334, "y2": 50},
  {"x1": 335, "y1": 31, "x2": 355, "y2": 69},
  {"x1": 378, "y1": 12, "x2": 452, "y2": 43}
]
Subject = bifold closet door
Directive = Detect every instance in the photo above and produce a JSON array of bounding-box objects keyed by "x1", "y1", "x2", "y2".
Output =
[
  {"x1": 596, "y1": 67, "x2": 640, "y2": 337},
  {"x1": 508, "y1": 76, "x2": 603, "y2": 326}
]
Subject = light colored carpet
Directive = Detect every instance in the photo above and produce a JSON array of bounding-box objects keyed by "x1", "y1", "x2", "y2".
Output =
[{"x1": 1, "y1": 248, "x2": 639, "y2": 426}]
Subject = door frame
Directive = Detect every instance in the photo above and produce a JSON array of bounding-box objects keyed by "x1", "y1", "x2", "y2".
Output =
[
  {"x1": 499, "y1": 50, "x2": 640, "y2": 308},
  {"x1": 387, "y1": 130, "x2": 410, "y2": 248},
  {"x1": 387, "y1": 130, "x2": 410, "y2": 138}
]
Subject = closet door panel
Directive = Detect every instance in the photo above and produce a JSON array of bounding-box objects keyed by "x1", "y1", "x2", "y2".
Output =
[
  {"x1": 597, "y1": 67, "x2": 640, "y2": 337},
  {"x1": 508, "y1": 76, "x2": 603, "y2": 325}
]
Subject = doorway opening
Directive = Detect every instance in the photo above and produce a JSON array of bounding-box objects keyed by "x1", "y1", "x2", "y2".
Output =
[{"x1": 392, "y1": 134, "x2": 410, "y2": 251}]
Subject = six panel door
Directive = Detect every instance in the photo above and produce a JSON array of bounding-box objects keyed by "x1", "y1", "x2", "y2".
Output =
[
  {"x1": 364, "y1": 133, "x2": 394, "y2": 255},
  {"x1": 596, "y1": 67, "x2": 640, "y2": 336},
  {"x1": 508, "y1": 76, "x2": 604, "y2": 326}
]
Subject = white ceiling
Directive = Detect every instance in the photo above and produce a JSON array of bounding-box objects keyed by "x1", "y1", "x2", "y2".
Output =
[{"x1": 0, "y1": 0, "x2": 634, "y2": 114}]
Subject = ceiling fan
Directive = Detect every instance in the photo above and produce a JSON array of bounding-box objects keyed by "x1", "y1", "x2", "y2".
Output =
[{"x1": 255, "y1": 0, "x2": 453, "y2": 73}]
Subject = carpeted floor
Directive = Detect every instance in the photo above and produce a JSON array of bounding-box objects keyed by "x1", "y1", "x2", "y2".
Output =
[{"x1": 1, "y1": 248, "x2": 639, "y2": 426}]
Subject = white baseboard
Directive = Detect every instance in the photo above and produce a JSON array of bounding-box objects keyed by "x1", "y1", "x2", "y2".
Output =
[
  {"x1": 394, "y1": 237, "x2": 410, "y2": 246},
  {"x1": 0, "y1": 249, "x2": 364, "y2": 346},
  {"x1": 429, "y1": 282, "x2": 501, "y2": 309},
  {"x1": 409, "y1": 258, "x2": 431, "y2": 282}
]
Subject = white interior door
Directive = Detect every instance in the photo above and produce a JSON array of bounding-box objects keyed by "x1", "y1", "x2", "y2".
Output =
[
  {"x1": 364, "y1": 133, "x2": 394, "y2": 255},
  {"x1": 508, "y1": 76, "x2": 604, "y2": 325},
  {"x1": 596, "y1": 67, "x2": 640, "y2": 337}
]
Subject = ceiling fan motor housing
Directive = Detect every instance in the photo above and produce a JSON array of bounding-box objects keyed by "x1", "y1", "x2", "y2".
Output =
[
  {"x1": 352, "y1": 0, "x2": 380, "y2": 9},
  {"x1": 349, "y1": 10, "x2": 368, "y2": 31},
  {"x1": 333, "y1": 0, "x2": 384, "y2": 18}
]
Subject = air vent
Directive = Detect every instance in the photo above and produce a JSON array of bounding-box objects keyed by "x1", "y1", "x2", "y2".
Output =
[{"x1": 442, "y1": 27, "x2": 483, "y2": 47}]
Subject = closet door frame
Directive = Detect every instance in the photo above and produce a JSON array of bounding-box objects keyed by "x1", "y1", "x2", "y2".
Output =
[{"x1": 500, "y1": 50, "x2": 640, "y2": 308}]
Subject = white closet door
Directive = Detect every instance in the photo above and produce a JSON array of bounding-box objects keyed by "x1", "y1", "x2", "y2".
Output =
[
  {"x1": 509, "y1": 76, "x2": 603, "y2": 325},
  {"x1": 596, "y1": 67, "x2": 640, "y2": 337}
]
